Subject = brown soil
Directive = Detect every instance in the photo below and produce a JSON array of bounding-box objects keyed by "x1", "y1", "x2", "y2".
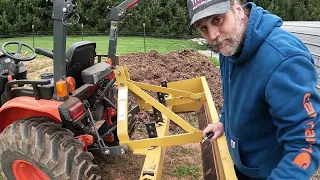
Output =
[{"x1": 120, "y1": 49, "x2": 223, "y2": 113}]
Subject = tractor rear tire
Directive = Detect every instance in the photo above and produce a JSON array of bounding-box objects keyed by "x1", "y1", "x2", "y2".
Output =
[{"x1": 0, "y1": 118, "x2": 101, "y2": 180}]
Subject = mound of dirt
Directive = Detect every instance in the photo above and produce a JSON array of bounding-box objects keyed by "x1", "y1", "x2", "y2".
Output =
[{"x1": 120, "y1": 49, "x2": 223, "y2": 114}]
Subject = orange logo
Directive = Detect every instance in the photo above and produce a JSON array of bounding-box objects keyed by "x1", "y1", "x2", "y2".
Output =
[
  {"x1": 293, "y1": 152, "x2": 310, "y2": 169},
  {"x1": 303, "y1": 93, "x2": 316, "y2": 118},
  {"x1": 292, "y1": 93, "x2": 317, "y2": 169}
]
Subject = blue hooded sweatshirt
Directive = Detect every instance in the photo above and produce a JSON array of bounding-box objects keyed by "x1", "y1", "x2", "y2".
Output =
[{"x1": 219, "y1": 2, "x2": 320, "y2": 179}]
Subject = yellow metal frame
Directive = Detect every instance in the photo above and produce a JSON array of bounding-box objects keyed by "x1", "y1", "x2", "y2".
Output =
[{"x1": 113, "y1": 66, "x2": 237, "y2": 180}]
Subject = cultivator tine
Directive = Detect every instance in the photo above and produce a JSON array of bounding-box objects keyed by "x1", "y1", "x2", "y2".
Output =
[
  {"x1": 152, "y1": 90, "x2": 167, "y2": 124},
  {"x1": 128, "y1": 105, "x2": 140, "y2": 136},
  {"x1": 151, "y1": 81, "x2": 167, "y2": 124},
  {"x1": 129, "y1": 104, "x2": 140, "y2": 115},
  {"x1": 152, "y1": 107, "x2": 164, "y2": 123},
  {"x1": 145, "y1": 122, "x2": 158, "y2": 138}
]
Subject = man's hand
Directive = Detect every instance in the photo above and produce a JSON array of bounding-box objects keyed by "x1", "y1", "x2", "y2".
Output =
[{"x1": 202, "y1": 122, "x2": 224, "y2": 142}]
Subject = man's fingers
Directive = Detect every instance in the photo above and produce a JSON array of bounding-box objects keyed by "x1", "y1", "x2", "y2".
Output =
[
  {"x1": 202, "y1": 123, "x2": 224, "y2": 140},
  {"x1": 210, "y1": 131, "x2": 221, "y2": 142},
  {"x1": 202, "y1": 126, "x2": 213, "y2": 136}
]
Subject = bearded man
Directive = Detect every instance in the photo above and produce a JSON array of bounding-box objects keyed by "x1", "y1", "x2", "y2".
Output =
[{"x1": 187, "y1": 0, "x2": 320, "y2": 179}]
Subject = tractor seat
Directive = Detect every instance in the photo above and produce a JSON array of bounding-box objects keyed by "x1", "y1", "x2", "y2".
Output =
[
  {"x1": 65, "y1": 41, "x2": 96, "y2": 88},
  {"x1": 35, "y1": 41, "x2": 97, "y2": 88}
]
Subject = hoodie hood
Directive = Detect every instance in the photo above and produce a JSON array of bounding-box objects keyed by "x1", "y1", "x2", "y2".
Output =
[{"x1": 227, "y1": 2, "x2": 283, "y2": 64}]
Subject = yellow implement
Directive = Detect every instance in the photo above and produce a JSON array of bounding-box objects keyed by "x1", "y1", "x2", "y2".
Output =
[{"x1": 114, "y1": 66, "x2": 237, "y2": 180}]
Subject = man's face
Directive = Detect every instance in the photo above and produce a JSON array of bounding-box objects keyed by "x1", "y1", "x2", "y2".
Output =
[{"x1": 195, "y1": 5, "x2": 246, "y2": 56}]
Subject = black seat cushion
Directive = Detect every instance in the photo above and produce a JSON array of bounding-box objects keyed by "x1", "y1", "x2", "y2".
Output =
[{"x1": 66, "y1": 41, "x2": 96, "y2": 88}]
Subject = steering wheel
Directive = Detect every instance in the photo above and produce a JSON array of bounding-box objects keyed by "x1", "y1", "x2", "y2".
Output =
[{"x1": 1, "y1": 41, "x2": 36, "y2": 62}]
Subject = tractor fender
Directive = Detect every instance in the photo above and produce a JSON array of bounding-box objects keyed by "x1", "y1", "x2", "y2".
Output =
[{"x1": 0, "y1": 96, "x2": 63, "y2": 133}]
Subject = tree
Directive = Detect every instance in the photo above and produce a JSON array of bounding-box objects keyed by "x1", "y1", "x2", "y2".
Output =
[{"x1": 0, "y1": 0, "x2": 319, "y2": 37}]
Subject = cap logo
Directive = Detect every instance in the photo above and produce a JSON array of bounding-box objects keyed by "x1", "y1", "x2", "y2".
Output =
[
  {"x1": 191, "y1": 0, "x2": 212, "y2": 9},
  {"x1": 188, "y1": 0, "x2": 230, "y2": 26}
]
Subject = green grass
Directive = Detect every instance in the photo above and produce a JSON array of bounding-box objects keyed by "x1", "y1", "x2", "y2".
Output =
[
  {"x1": 0, "y1": 35, "x2": 203, "y2": 56},
  {"x1": 170, "y1": 146, "x2": 195, "y2": 157},
  {"x1": 172, "y1": 164, "x2": 200, "y2": 179},
  {"x1": 209, "y1": 57, "x2": 219, "y2": 66}
]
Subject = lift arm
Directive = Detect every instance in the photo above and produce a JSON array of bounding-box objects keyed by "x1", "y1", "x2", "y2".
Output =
[{"x1": 107, "y1": 0, "x2": 140, "y2": 67}]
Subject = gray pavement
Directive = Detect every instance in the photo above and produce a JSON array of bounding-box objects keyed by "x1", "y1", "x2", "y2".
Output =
[{"x1": 197, "y1": 49, "x2": 219, "y2": 59}]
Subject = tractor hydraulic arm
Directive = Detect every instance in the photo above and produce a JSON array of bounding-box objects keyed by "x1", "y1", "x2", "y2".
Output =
[{"x1": 107, "y1": 0, "x2": 140, "y2": 67}]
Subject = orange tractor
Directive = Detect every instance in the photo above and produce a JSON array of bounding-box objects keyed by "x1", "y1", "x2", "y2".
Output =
[{"x1": 0, "y1": 0, "x2": 236, "y2": 180}]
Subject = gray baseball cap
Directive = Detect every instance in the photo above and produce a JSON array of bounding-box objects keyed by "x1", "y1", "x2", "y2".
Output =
[{"x1": 187, "y1": 0, "x2": 231, "y2": 26}]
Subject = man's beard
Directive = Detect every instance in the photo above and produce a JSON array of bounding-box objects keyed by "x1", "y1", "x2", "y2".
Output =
[{"x1": 209, "y1": 11, "x2": 246, "y2": 56}]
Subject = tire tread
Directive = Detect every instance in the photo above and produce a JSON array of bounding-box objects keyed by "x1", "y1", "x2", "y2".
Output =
[{"x1": 0, "y1": 117, "x2": 101, "y2": 180}]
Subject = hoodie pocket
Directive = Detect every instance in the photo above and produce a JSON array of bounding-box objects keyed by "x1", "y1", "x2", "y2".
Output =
[{"x1": 227, "y1": 131, "x2": 262, "y2": 178}]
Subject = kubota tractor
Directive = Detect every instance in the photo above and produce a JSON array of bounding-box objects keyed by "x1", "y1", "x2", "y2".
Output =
[{"x1": 0, "y1": 0, "x2": 236, "y2": 180}]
